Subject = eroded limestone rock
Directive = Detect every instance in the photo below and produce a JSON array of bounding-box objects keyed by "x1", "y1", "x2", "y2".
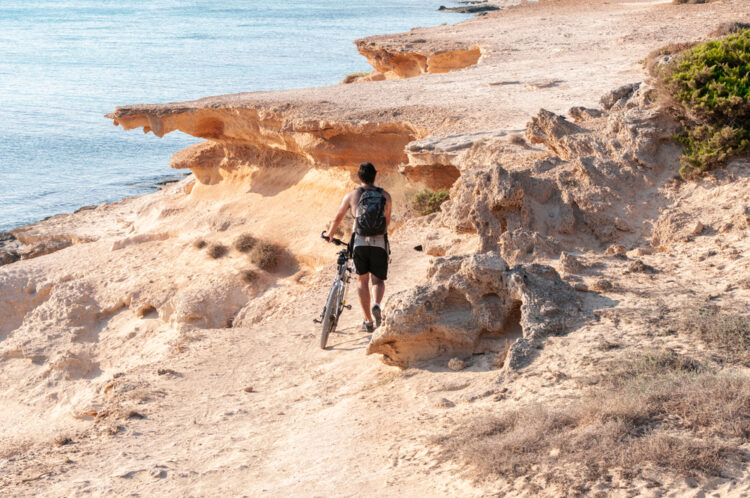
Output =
[
  {"x1": 366, "y1": 252, "x2": 579, "y2": 368},
  {"x1": 437, "y1": 83, "x2": 682, "y2": 253}
]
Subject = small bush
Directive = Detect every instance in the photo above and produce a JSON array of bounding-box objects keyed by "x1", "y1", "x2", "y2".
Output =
[
  {"x1": 207, "y1": 243, "x2": 228, "y2": 259},
  {"x1": 250, "y1": 241, "x2": 280, "y2": 271},
  {"x1": 672, "y1": 0, "x2": 711, "y2": 4},
  {"x1": 240, "y1": 269, "x2": 259, "y2": 284},
  {"x1": 342, "y1": 71, "x2": 371, "y2": 84},
  {"x1": 413, "y1": 189, "x2": 450, "y2": 216},
  {"x1": 193, "y1": 239, "x2": 207, "y2": 249},
  {"x1": 233, "y1": 233, "x2": 257, "y2": 253},
  {"x1": 54, "y1": 435, "x2": 73, "y2": 446},
  {"x1": 438, "y1": 351, "x2": 750, "y2": 484},
  {"x1": 509, "y1": 133, "x2": 527, "y2": 146},
  {"x1": 661, "y1": 29, "x2": 750, "y2": 177}
]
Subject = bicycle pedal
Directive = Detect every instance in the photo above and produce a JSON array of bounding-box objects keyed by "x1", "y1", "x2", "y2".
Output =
[{"x1": 344, "y1": 305, "x2": 352, "y2": 310}]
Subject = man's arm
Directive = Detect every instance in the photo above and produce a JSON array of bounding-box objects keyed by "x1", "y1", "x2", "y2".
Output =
[{"x1": 325, "y1": 192, "x2": 351, "y2": 242}]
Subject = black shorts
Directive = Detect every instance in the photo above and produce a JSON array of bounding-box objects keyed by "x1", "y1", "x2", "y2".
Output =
[{"x1": 353, "y1": 246, "x2": 388, "y2": 280}]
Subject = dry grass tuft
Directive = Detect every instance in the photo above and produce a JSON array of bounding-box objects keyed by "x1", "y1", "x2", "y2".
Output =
[
  {"x1": 192, "y1": 238, "x2": 207, "y2": 250},
  {"x1": 53, "y1": 435, "x2": 73, "y2": 446},
  {"x1": 240, "y1": 269, "x2": 259, "y2": 284},
  {"x1": 233, "y1": 233, "x2": 257, "y2": 253},
  {"x1": 672, "y1": 0, "x2": 711, "y2": 4},
  {"x1": 680, "y1": 305, "x2": 750, "y2": 365},
  {"x1": 509, "y1": 133, "x2": 527, "y2": 146},
  {"x1": 207, "y1": 243, "x2": 228, "y2": 259},
  {"x1": 250, "y1": 241, "x2": 280, "y2": 271},
  {"x1": 438, "y1": 350, "x2": 750, "y2": 485},
  {"x1": 711, "y1": 22, "x2": 750, "y2": 38}
]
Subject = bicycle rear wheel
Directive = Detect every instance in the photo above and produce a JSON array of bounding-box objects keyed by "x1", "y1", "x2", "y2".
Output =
[{"x1": 320, "y1": 283, "x2": 341, "y2": 349}]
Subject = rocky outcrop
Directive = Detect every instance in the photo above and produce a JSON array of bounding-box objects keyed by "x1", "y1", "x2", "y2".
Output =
[
  {"x1": 438, "y1": 3, "x2": 500, "y2": 14},
  {"x1": 402, "y1": 131, "x2": 507, "y2": 190},
  {"x1": 366, "y1": 252, "x2": 579, "y2": 368},
  {"x1": 109, "y1": 107, "x2": 424, "y2": 169},
  {"x1": 437, "y1": 83, "x2": 682, "y2": 252},
  {"x1": 350, "y1": 38, "x2": 481, "y2": 82},
  {"x1": 499, "y1": 228, "x2": 561, "y2": 265},
  {"x1": 107, "y1": 106, "x2": 438, "y2": 254}
]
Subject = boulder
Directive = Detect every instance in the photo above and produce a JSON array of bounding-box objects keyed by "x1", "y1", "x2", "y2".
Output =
[{"x1": 366, "y1": 253, "x2": 579, "y2": 368}]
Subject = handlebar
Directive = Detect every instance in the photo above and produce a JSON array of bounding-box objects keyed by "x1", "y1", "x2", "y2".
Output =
[{"x1": 321, "y1": 231, "x2": 346, "y2": 246}]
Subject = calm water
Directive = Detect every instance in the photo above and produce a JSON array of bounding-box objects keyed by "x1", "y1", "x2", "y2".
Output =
[{"x1": 0, "y1": 1, "x2": 467, "y2": 231}]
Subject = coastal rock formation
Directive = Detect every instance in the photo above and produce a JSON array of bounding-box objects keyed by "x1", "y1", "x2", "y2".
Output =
[
  {"x1": 349, "y1": 38, "x2": 481, "y2": 82},
  {"x1": 106, "y1": 106, "x2": 437, "y2": 264},
  {"x1": 438, "y1": 83, "x2": 682, "y2": 252},
  {"x1": 366, "y1": 252, "x2": 579, "y2": 368},
  {"x1": 401, "y1": 130, "x2": 509, "y2": 189}
]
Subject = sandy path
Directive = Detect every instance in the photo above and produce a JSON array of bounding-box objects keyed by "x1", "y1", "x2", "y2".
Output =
[{"x1": 3, "y1": 235, "x2": 481, "y2": 496}]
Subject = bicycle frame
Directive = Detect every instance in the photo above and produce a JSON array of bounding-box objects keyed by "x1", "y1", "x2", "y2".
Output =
[
  {"x1": 333, "y1": 248, "x2": 352, "y2": 315},
  {"x1": 315, "y1": 232, "x2": 353, "y2": 348}
]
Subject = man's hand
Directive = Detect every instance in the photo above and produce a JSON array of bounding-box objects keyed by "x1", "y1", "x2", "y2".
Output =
[{"x1": 323, "y1": 231, "x2": 333, "y2": 243}]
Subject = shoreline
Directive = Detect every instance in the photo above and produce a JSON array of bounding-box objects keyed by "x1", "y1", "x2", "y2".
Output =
[{"x1": 1, "y1": 1, "x2": 476, "y2": 237}]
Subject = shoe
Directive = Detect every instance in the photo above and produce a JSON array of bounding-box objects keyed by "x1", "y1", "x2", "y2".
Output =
[
  {"x1": 360, "y1": 321, "x2": 374, "y2": 333},
  {"x1": 372, "y1": 304, "x2": 382, "y2": 329}
]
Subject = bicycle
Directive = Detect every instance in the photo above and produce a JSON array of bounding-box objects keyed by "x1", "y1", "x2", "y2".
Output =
[{"x1": 314, "y1": 231, "x2": 353, "y2": 349}]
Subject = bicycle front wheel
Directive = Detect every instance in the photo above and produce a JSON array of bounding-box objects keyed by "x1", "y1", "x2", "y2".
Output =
[{"x1": 320, "y1": 283, "x2": 341, "y2": 349}]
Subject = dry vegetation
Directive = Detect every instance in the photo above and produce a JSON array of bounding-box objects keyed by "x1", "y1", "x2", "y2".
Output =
[
  {"x1": 192, "y1": 238, "x2": 207, "y2": 249},
  {"x1": 438, "y1": 350, "x2": 750, "y2": 487},
  {"x1": 250, "y1": 241, "x2": 280, "y2": 271},
  {"x1": 207, "y1": 243, "x2": 228, "y2": 259},
  {"x1": 240, "y1": 269, "x2": 259, "y2": 284},
  {"x1": 711, "y1": 22, "x2": 750, "y2": 38},
  {"x1": 509, "y1": 133, "x2": 527, "y2": 146},
  {"x1": 680, "y1": 306, "x2": 750, "y2": 365},
  {"x1": 233, "y1": 233, "x2": 257, "y2": 253}
]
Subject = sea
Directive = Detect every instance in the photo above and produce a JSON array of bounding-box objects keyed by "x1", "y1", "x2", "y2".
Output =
[{"x1": 0, "y1": 1, "x2": 469, "y2": 232}]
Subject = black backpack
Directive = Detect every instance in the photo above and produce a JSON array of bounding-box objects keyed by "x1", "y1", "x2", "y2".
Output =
[{"x1": 355, "y1": 187, "x2": 387, "y2": 236}]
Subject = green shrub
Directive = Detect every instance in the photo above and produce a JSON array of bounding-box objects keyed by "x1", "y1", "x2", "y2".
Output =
[
  {"x1": 663, "y1": 29, "x2": 750, "y2": 177},
  {"x1": 412, "y1": 189, "x2": 450, "y2": 216}
]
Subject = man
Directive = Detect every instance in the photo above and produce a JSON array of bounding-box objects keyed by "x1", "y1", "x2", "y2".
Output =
[{"x1": 325, "y1": 162, "x2": 392, "y2": 333}]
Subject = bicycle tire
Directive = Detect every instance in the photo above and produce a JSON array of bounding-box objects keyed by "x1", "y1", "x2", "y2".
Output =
[{"x1": 320, "y1": 283, "x2": 341, "y2": 349}]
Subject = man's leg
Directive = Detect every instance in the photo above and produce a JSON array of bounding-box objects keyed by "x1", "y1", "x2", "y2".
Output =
[
  {"x1": 371, "y1": 274, "x2": 385, "y2": 307},
  {"x1": 358, "y1": 273, "x2": 373, "y2": 322}
]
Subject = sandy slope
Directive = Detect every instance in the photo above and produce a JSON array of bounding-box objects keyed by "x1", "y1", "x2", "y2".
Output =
[{"x1": 3, "y1": 166, "x2": 748, "y2": 496}]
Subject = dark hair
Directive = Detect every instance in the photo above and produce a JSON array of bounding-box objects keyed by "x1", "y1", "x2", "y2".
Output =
[{"x1": 358, "y1": 162, "x2": 377, "y2": 185}]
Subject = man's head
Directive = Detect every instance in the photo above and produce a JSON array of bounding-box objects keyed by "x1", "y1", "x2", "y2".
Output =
[{"x1": 358, "y1": 162, "x2": 377, "y2": 185}]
